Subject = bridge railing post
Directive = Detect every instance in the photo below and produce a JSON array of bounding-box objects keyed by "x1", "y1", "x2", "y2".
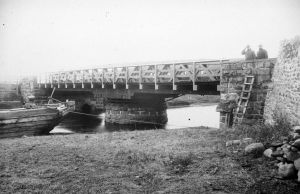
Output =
[
  {"x1": 102, "y1": 69, "x2": 105, "y2": 89},
  {"x1": 50, "y1": 73, "x2": 53, "y2": 88},
  {"x1": 72, "y1": 71, "x2": 75, "y2": 88},
  {"x1": 57, "y1": 72, "x2": 60, "y2": 88},
  {"x1": 44, "y1": 72, "x2": 47, "y2": 88},
  {"x1": 90, "y1": 69, "x2": 93, "y2": 88},
  {"x1": 192, "y1": 62, "x2": 197, "y2": 91},
  {"x1": 113, "y1": 67, "x2": 116, "y2": 89},
  {"x1": 155, "y1": 64, "x2": 158, "y2": 90},
  {"x1": 172, "y1": 63, "x2": 177, "y2": 90},
  {"x1": 125, "y1": 66, "x2": 128, "y2": 89},
  {"x1": 81, "y1": 70, "x2": 84, "y2": 88},
  {"x1": 139, "y1": 65, "x2": 143, "y2": 90}
]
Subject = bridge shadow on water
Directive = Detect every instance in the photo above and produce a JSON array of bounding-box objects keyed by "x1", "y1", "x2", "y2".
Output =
[{"x1": 51, "y1": 112, "x2": 165, "y2": 134}]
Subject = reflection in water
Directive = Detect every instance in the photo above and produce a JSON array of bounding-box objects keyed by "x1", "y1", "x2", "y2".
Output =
[{"x1": 51, "y1": 104, "x2": 219, "y2": 134}]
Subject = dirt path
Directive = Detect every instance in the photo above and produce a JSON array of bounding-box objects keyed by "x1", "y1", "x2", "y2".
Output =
[{"x1": 0, "y1": 127, "x2": 263, "y2": 193}]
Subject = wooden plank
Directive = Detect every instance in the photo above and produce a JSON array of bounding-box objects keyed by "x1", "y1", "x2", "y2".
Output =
[
  {"x1": 0, "y1": 118, "x2": 60, "y2": 129},
  {"x1": 0, "y1": 114, "x2": 59, "y2": 124},
  {"x1": 0, "y1": 108, "x2": 58, "y2": 119}
]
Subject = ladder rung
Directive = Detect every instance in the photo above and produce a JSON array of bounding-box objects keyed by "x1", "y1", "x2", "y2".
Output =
[{"x1": 241, "y1": 96, "x2": 250, "y2": 99}]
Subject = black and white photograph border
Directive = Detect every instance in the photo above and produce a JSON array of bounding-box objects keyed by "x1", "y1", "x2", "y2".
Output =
[{"x1": 0, "y1": 0, "x2": 300, "y2": 193}]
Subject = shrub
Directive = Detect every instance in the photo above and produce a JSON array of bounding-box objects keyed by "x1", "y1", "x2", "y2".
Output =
[
  {"x1": 233, "y1": 111, "x2": 293, "y2": 144},
  {"x1": 166, "y1": 152, "x2": 195, "y2": 174}
]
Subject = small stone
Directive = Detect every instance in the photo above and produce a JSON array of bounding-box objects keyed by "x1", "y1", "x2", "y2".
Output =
[
  {"x1": 293, "y1": 126, "x2": 300, "y2": 133},
  {"x1": 242, "y1": 138, "x2": 254, "y2": 145},
  {"x1": 226, "y1": 140, "x2": 241, "y2": 147},
  {"x1": 298, "y1": 171, "x2": 300, "y2": 183},
  {"x1": 226, "y1": 141, "x2": 233, "y2": 147},
  {"x1": 294, "y1": 158, "x2": 300, "y2": 170},
  {"x1": 282, "y1": 145, "x2": 290, "y2": 155},
  {"x1": 284, "y1": 151, "x2": 300, "y2": 162},
  {"x1": 271, "y1": 150, "x2": 284, "y2": 157},
  {"x1": 263, "y1": 148, "x2": 273, "y2": 158},
  {"x1": 232, "y1": 140, "x2": 242, "y2": 145},
  {"x1": 292, "y1": 139, "x2": 300, "y2": 149},
  {"x1": 245, "y1": 143, "x2": 265, "y2": 157},
  {"x1": 278, "y1": 162, "x2": 296, "y2": 178},
  {"x1": 291, "y1": 146, "x2": 299, "y2": 152},
  {"x1": 291, "y1": 132, "x2": 300, "y2": 139},
  {"x1": 293, "y1": 134, "x2": 300, "y2": 141},
  {"x1": 276, "y1": 147, "x2": 283, "y2": 151},
  {"x1": 270, "y1": 141, "x2": 283, "y2": 148},
  {"x1": 276, "y1": 157, "x2": 285, "y2": 162}
]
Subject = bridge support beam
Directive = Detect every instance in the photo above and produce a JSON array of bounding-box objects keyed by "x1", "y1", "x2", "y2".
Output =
[{"x1": 105, "y1": 95, "x2": 168, "y2": 125}]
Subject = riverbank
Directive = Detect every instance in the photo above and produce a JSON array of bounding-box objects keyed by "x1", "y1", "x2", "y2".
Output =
[
  {"x1": 167, "y1": 95, "x2": 220, "y2": 108},
  {"x1": 0, "y1": 127, "x2": 246, "y2": 193},
  {"x1": 2, "y1": 127, "x2": 299, "y2": 193}
]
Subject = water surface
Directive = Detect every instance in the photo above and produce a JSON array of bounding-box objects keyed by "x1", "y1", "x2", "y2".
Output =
[{"x1": 51, "y1": 104, "x2": 219, "y2": 134}]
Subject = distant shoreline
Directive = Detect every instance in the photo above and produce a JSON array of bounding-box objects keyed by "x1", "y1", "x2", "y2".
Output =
[{"x1": 167, "y1": 102, "x2": 218, "y2": 109}]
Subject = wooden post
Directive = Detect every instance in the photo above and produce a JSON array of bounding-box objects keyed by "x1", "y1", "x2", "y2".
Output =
[
  {"x1": 113, "y1": 68, "x2": 116, "y2": 89},
  {"x1": 81, "y1": 70, "x2": 84, "y2": 89},
  {"x1": 58, "y1": 72, "x2": 60, "y2": 88},
  {"x1": 155, "y1": 64, "x2": 158, "y2": 90},
  {"x1": 192, "y1": 62, "x2": 197, "y2": 91},
  {"x1": 90, "y1": 69, "x2": 94, "y2": 89},
  {"x1": 172, "y1": 63, "x2": 177, "y2": 90},
  {"x1": 125, "y1": 66, "x2": 129, "y2": 89},
  {"x1": 139, "y1": 66, "x2": 143, "y2": 90},
  {"x1": 102, "y1": 69, "x2": 105, "y2": 89}
]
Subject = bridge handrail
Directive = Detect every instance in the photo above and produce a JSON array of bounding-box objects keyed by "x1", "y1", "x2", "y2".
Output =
[{"x1": 37, "y1": 58, "x2": 276, "y2": 91}]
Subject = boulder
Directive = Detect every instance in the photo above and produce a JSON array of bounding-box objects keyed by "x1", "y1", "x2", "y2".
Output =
[
  {"x1": 293, "y1": 134, "x2": 300, "y2": 141},
  {"x1": 294, "y1": 158, "x2": 300, "y2": 170},
  {"x1": 263, "y1": 148, "x2": 273, "y2": 158},
  {"x1": 292, "y1": 139, "x2": 300, "y2": 149},
  {"x1": 245, "y1": 143, "x2": 265, "y2": 157},
  {"x1": 284, "y1": 151, "x2": 300, "y2": 162},
  {"x1": 271, "y1": 150, "x2": 284, "y2": 157},
  {"x1": 291, "y1": 146, "x2": 299, "y2": 152},
  {"x1": 293, "y1": 126, "x2": 300, "y2": 134},
  {"x1": 278, "y1": 162, "x2": 296, "y2": 179},
  {"x1": 276, "y1": 157, "x2": 285, "y2": 162},
  {"x1": 270, "y1": 141, "x2": 283, "y2": 148}
]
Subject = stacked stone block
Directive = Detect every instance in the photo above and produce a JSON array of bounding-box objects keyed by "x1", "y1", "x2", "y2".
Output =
[
  {"x1": 264, "y1": 36, "x2": 300, "y2": 125},
  {"x1": 218, "y1": 59, "x2": 276, "y2": 128},
  {"x1": 105, "y1": 100, "x2": 168, "y2": 125}
]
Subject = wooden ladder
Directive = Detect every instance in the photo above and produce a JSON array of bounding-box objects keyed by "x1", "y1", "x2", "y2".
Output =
[{"x1": 233, "y1": 75, "x2": 255, "y2": 125}]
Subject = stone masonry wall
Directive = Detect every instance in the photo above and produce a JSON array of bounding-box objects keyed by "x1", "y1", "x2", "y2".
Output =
[
  {"x1": 105, "y1": 100, "x2": 168, "y2": 125},
  {"x1": 218, "y1": 58, "x2": 276, "y2": 128},
  {"x1": 264, "y1": 36, "x2": 300, "y2": 125}
]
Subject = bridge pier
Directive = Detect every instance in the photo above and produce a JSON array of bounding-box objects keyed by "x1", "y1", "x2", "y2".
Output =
[
  {"x1": 105, "y1": 94, "x2": 168, "y2": 125},
  {"x1": 217, "y1": 59, "x2": 276, "y2": 128}
]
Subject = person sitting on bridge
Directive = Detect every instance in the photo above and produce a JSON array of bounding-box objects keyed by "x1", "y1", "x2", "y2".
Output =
[
  {"x1": 256, "y1": 44, "x2": 268, "y2": 59},
  {"x1": 241, "y1": 45, "x2": 256, "y2": 60}
]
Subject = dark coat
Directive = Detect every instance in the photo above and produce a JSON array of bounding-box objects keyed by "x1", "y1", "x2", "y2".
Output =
[
  {"x1": 242, "y1": 49, "x2": 256, "y2": 60},
  {"x1": 256, "y1": 48, "x2": 268, "y2": 59}
]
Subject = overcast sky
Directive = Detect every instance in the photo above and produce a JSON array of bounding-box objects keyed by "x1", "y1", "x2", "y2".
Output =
[{"x1": 0, "y1": 0, "x2": 300, "y2": 81}]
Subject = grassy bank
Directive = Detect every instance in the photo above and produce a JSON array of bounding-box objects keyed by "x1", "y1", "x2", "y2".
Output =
[
  {"x1": 167, "y1": 95, "x2": 220, "y2": 108},
  {"x1": 1, "y1": 126, "x2": 299, "y2": 193},
  {"x1": 0, "y1": 127, "x2": 255, "y2": 193}
]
